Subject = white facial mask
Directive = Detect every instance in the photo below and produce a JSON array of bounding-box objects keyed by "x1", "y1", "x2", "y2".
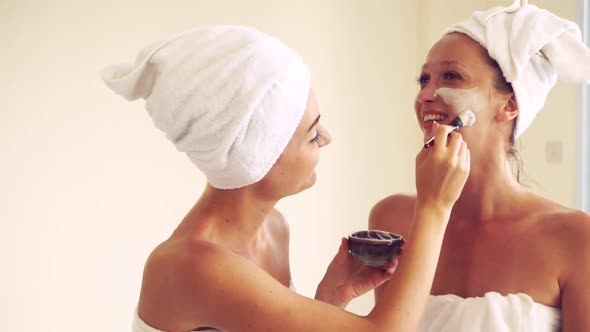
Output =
[{"x1": 434, "y1": 87, "x2": 487, "y2": 114}]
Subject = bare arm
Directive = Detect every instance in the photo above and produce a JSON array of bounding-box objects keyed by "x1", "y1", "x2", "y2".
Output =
[
  {"x1": 187, "y1": 204, "x2": 454, "y2": 332},
  {"x1": 369, "y1": 194, "x2": 415, "y2": 306},
  {"x1": 367, "y1": 204, "x2": 451, "y2": 329},
  {"x1": 216, "y1": 124, "x2": 468, "y2": 331},
  {"x1": 153, "y1": 124, "x2": 469, "y2": 331}
]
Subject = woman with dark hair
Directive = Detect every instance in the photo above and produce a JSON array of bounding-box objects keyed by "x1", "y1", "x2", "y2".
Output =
[{"x1": 102, "y1": 25, "x2": 470, "y2": 332}]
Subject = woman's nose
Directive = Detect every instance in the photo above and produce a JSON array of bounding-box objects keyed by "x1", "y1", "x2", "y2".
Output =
[
  {"x1": 416, "y1": 82, "x2": 438, "y2": 104},
  {"x1": 319, "y1": 127, "x2": 331, "y2": 148}
]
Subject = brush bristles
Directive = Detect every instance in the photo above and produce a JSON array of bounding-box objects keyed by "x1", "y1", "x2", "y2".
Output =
[{"x1": 457, "y1": 110, "x2": 476, "y2": 127}]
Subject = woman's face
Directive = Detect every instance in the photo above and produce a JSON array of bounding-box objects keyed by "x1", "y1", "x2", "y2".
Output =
[
  {"x1": 415, "y1": 33, "x2": 512, "y2": 143},
  {"x1": 258, "y1": 89, "x2": 331, "y2": 198}
]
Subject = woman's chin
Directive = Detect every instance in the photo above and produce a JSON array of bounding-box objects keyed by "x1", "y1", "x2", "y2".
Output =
[
  {"x1": 284, "y1": 172, "x2": 317, "y2": 198},
  {"x1": 304, "y1": 172, "x2": 317, "y2": 188},
  {"x1": 300, "y1": 172, "x2": 317, "y2": 192}
]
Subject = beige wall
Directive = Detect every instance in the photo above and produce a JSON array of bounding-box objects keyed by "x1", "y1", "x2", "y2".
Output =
[{"x1": 1, "y1": 0, "x2": 581, "y2": 330}]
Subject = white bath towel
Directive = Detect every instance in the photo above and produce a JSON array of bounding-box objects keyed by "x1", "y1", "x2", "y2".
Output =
[
  {"x1": 101, "y1": 26, "x2": 310, "y2": 189},
  {"x1": 419, "y1": 292, "x2": 560, "y2": 332},
  {"x1": 446, "y1": 0, "x2": 590, "y2": 137}
]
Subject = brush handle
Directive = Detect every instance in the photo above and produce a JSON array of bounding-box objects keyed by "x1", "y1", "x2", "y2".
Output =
[
  {"x1": 423, "y1": 126, "x2": 459, "y2": 149},
  {"x1": 423, "y1": 136, "x2": 436, "y2": 149}
]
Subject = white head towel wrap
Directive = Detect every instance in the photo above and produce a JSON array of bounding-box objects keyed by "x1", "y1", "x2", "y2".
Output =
[
  {"x1": 445, "y1": 0, "x2": 590, "y2": 137},
  {"x1": 100, "y1": 26, "x2": 310, "y2": 189}
]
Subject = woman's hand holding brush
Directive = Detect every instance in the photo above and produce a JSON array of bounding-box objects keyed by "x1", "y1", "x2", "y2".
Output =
[{"x1": 423, "y1": 110, "x2": 476, "y2": 149}]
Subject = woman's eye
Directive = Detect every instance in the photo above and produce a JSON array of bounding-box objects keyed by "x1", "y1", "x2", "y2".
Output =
[
  {"x1": 444, "y1": 71, "x2": 462, "y2": 80},
  {"x1": 416, "y1": 74, "x2": 430, "y2": 88},
  {"x1": 310, "y1": 132, "x2": 321, "y2": 143}
]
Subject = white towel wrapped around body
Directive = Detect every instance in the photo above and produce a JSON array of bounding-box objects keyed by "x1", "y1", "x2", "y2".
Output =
[
  {"x1": 101, "y1": 26, "x2": 310, "y2": 189},
  {"x1": 445, "y1": 0, "x2": 590, "y2": 137},
  {"x1": 418, "y1": 292, "x2": 560, "y2": 332}
]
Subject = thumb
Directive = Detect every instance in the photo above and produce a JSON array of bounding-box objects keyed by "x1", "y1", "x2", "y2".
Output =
[
  {"x1": 330, "y1": 237, "x2": 351, "y2": 266},
  {"x1": 340, "y1": 237, "x2": 350, "y2": 253}
]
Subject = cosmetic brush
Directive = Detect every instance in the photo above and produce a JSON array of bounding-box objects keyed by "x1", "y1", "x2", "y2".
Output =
[{"x1": 423, "y1": 110, "x2": 476, "y2": 149}]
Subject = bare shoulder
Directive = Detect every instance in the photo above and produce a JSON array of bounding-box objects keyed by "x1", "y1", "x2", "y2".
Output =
[
  {"x1": 536, "y1": 202, "x2": 590, "y2": 328},
  {"x1": 139, "y1": 239, "x2": 238, "y2": 330},
  {"x1": 139, "y1": 237, "x2": 338, "y2": 332},
  {"x1": 143, "y1": 237, "x2": 226, "y2": 277},
  {"x1": 369, "y1": 193, "x2": 416, "y2": 238},
  {"x1": 531, "y1": 199, "x2": 590, "y2": 273},
  {"x1": 535, "y1": 199, "x2": 590, "y2": 245},
  {"x1": 548, "y1": 206, "x2": 590, "y2": 255}
]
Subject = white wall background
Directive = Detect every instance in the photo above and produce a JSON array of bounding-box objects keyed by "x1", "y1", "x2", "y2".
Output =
[
  {"x1": 580, "y1": 0, "x2": 590, "y2": 213},
  {"x1": 1, "y1": 0, "x2": 581, "y2": 331}
]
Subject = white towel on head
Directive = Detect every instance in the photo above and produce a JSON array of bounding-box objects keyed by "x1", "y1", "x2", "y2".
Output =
[
  {"x1": 445, "y1": 0, "x2": 590, "y2": 138},
  {"x1": 100, "y1": 26, "x2": 310, "y2": 189}
]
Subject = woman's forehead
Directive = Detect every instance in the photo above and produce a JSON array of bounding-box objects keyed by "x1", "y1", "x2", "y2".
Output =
[
  {"x1": 424, "y1": 33, "x2": 486, "y2": 68},
  {"x1": 298, "y1": 90, "x2": 320, "y2": 130}
]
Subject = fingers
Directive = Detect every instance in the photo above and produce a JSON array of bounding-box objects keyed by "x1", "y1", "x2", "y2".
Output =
[
  {"x1": 431, "y1": 122, "x2": 466, "y2": 160},
  {"x1": 445, "y1": 131, "x2": 463, "y2": 157},
  {"x1": 418, "y1": 122, "x2": 462, "y2": 163},
  {"x1": 459, "y1": 141, "x2": 471, "y2": 171},
  {"x1": 384, "y1": 258, "x2": 398, "y2": 274},
  {"x1": 355, "y1": 262, "x2": 397, "y2": 294},
  {"x1": 415, "y1": 120, "x2": 470, "y2": 210},
  {"x1": 432, "y1": 122, "x2": 457, "y2": 153},
  {"x1": 334, "y1": 237, "x2": 352, "y2": 264},
  {"x1": 325, "y1": 238, "x2": 351, "y2": 273}
]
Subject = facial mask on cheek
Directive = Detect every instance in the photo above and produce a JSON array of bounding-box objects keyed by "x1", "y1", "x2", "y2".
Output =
[{"x1": 434, "y1": 87, "x2": 487, "y2": 114}]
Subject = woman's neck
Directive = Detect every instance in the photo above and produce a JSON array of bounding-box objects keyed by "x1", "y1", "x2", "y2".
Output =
[
  {"x1": 452, "y1": 149, "x2": 526, "y2": 223},
  {"x1": 175, "y1": 184, "x2": 279, "y2": 249}
]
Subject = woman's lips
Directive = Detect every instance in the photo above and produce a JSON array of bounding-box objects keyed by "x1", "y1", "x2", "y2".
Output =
[{"x1": 421, "y1": 112, "x2": 447, "y2": 130}]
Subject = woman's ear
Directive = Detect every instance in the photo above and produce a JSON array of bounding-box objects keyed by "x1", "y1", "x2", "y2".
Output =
[{"x1": 496, "y1": 94, "x2": 519, "y2": 123}]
